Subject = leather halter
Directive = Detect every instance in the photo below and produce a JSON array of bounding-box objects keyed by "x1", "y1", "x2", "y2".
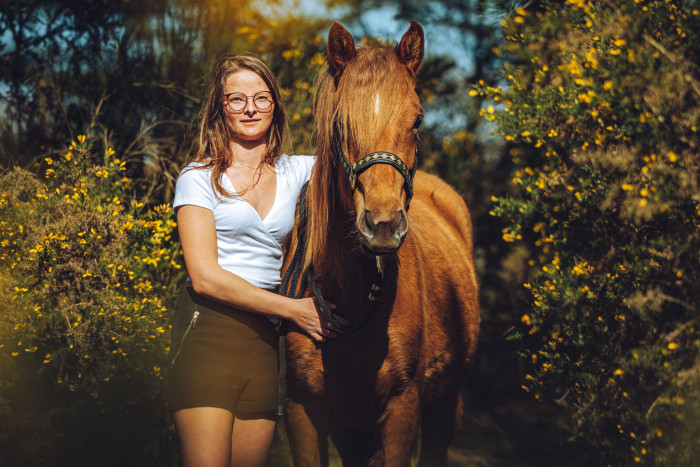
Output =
[{"x1": 335, "y1": 136, "x2": 417, "y2": 207}]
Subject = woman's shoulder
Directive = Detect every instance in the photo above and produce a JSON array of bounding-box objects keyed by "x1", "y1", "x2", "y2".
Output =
[
  {"x1": 277, "y1": 154, "x2": 316, "y2": 173},
  {"x1": 180, "y1": 160, "x2": 211, "y2": 174},
  {"x1": 175, "y1": 162, "x2": 215, "y2": 193},
  {"x1": 277, "y1": 154, "x2": 315, "y2": 187},
  {"x1": 174, "y1": 162, "x2": 217, "y2": 210},
  {"x1": 177, "y1": 161, "x2": 213, "y2": 183}
]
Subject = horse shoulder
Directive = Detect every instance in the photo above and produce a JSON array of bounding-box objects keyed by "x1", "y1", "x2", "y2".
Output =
[
  {"x1": 410, "y1": 172, "x2": 474, "y2": 269},
  {"x1": 404, "y1": 171, "x2": 480, "y2": 365},
  {"x1": 412, "y1": 171, "x2": 473, "y2": 255}
]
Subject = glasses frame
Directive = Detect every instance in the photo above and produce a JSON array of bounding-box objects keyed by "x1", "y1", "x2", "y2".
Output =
[{"x1": 224, "y1": 91, "x2": 274, "y2": 112}]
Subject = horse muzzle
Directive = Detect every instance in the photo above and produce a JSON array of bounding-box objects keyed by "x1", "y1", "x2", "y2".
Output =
[{"x1": 357, "y1": 208, "x2": 408, "y2": 254}]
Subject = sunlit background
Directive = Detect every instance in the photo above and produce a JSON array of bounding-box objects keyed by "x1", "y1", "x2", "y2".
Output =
[{"x1": 1, "y1": 1, "x2": 699, "y2": 465}]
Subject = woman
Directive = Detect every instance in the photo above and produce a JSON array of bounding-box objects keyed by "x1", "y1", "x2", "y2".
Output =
[{"x1": 169, "y1": 54, "x2": 341, "y2": 466}]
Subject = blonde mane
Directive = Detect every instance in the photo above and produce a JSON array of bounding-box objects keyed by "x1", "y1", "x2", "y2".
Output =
[{"x1": 301, "y1": 45, "x2": 418, "y2": 276}]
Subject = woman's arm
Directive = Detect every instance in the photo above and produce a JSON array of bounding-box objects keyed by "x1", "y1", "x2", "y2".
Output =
[{"x1": 177, "y1": 204, "x2": 337, "y2": 341}]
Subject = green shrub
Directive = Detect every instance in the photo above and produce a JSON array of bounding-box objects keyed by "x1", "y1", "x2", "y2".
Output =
[
  {"x1": 477, "y1": 1, "x2": 700, "y2": 464},
  {"x1": 0, "y1": 134, "x2": 185, "y2": 465}
]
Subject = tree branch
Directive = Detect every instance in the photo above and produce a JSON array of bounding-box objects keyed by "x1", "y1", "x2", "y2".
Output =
[{"x1": 642, "y1": 33, "x2": 700, "y2": 100}]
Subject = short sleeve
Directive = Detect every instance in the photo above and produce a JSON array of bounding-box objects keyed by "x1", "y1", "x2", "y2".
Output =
[
  {"x1": 298, "y1": 155, "x2": 316, "y2": 183},
  {"x1": 173, "y1": 165, "x2": 217, "y2": 212},
  {"x1": 282, "y1": 155, "x2": 315, "y2": 186}
]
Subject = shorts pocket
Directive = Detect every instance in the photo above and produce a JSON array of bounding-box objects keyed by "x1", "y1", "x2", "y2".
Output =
[{"x1": 170, "y1": 305, "x2": 200, "y2": 366}]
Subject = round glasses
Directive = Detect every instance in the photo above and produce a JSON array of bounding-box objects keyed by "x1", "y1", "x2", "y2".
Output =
[{"x1": 225, "y1": 91, "x2": 274, "y2": 112}]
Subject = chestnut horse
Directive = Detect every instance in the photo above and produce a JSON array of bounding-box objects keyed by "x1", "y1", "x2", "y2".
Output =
[{"x1": 282, "y1": 21, "x2": 479, "y2": 466}]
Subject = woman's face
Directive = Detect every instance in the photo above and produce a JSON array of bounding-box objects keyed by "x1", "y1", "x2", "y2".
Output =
[{"x1": 223, "y1": 70, "x2": 275, "y2": 145}]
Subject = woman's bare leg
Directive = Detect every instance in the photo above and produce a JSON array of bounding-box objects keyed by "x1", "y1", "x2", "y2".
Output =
[
  {"x1": 174, "y1": 407, "x2": 234, "y2": 467},
  {"x1": 231, "y1": 415, "x2": 276, "y2": 467}
]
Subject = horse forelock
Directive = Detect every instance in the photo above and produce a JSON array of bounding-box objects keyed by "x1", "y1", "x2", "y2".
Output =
[
  {"x1": 336, "y1": 47, "x2": 418, "y2": 156},
  {"x1": 303, "y1": 44, "x2": 419, "y2": 278}
]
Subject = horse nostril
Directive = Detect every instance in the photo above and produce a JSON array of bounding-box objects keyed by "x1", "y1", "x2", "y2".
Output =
[{"x1": 363, "y1": 209, "x2": 374, "y2": 237}]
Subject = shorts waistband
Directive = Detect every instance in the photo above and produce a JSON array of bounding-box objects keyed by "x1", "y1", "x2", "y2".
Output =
[{"x1": 181, "y1": 286, "x2": 277, "y2": 336}]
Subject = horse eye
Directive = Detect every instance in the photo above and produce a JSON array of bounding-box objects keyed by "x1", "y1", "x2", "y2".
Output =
[{"x1": 412, "y1": 116, "x2": 423, "y2": 131}]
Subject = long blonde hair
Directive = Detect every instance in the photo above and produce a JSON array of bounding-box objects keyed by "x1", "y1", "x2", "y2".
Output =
[{"x1": 189, "y1": 54, "x2": 287, "y2": 198}]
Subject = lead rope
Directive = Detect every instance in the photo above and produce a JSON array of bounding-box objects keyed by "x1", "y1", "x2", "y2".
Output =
[
  {"x1": 306, "y1": 257, "x2": 385, "y2": 334},
  {"x1": 277, "y1": 182, "x2": 309, "y2": 416}
]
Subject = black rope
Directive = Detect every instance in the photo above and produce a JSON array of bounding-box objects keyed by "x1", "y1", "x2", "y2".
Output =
[
  {"x1": 276, "y1": 181, "x2": 309, "y2": 416},
  {"x1": 276, "y1": 320, "x2": 287, "y2": 416},
  {"x1": 280, "y1": 182, "x2": 309, "y2": 299},
  {"x1": 307, "y1": 267, "x2": 352, "y2": 333},
  {"x1": 306, "y1": 266, "x2": 384, "y2": 335}
]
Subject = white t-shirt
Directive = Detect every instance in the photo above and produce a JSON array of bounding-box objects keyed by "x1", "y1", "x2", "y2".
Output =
[{"x1": 173, "y1": 154, "x2": 315, "y2": 290}]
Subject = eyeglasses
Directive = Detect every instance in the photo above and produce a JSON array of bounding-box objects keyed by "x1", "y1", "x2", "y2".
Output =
[{"x1": 224, "y1": 91, "x2": 274, "y2": 112}]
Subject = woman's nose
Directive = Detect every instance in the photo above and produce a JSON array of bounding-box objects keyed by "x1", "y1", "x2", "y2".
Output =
[{"x1": 243, "y1": 97, "x2": 256, "y2": 116}]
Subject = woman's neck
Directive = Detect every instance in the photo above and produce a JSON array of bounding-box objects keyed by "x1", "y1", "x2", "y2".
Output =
[{"x1": 230, "y1": 139, "x2": 267, "y2": 168}]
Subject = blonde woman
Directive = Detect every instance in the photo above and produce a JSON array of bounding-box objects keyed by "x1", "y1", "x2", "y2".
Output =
[{"x1": 169, "y1": 54, "x2": 341, "y2": 466}]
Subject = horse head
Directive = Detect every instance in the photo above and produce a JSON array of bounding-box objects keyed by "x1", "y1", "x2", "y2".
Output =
[{"x1": 326, "y1": 21, "x2": 424, "y2": 255}]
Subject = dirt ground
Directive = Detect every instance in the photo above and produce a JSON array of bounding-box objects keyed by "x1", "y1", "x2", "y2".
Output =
[
  {"x1": 265, "y1": 395, "x2": 591, "y2": 466},
  {"x1": 265, "y1": 318, "x2": 593, "y2": 466}
]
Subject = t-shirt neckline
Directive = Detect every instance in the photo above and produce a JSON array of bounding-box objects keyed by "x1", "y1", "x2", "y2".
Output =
[{"x1": 221, "y1": 156, "x2": 283, "y2": 224}]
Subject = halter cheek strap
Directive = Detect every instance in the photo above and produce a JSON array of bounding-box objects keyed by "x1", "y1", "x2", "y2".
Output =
[{"x1": 335, "y1": 137, "x2": 417, "y2": 208}]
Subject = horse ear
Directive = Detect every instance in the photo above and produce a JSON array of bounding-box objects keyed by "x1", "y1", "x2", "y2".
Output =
[
  {"x1": 328, "y1": 21, "x2": 356, "y2": 79},
  {"x1": 396, "y1": 21, "x2": 424, "y2": 75}
]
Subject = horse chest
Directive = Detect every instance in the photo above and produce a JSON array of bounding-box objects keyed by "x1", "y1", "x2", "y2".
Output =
[{"x1": 286, "y1": 308, "x2": 424, "y2": 405}]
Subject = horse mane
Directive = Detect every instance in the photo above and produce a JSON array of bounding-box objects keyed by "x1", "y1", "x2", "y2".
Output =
[{"x1": 303, "y1": 45, "x2": 418, "y2": 277}]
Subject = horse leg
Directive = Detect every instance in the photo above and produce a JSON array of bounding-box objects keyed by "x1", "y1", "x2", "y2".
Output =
[
  {"x1": 285, "y1": 399, "x2": 328, "y2": 467},
  {"x1": 378, "y1": 383, "x2": 421, "y2": 467},
  {"x1": 416, "y1": 383, "x2": 462, "y2": 467},
  {"x1": 330, "y1": 426, "x2": 379, "y2": 467}
]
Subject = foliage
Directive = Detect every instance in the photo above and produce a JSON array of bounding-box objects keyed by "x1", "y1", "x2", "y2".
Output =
[
  {"x1": 0, "y1": 134, "x2": 185, "y2": 465},
  {"x1": 0, "y1": 1, "x2": 195, "y2": 171},
  {"x1": 0, "y1": 0, "x2": 609, "y2": 463},
  {"x1": 0, "y1": 1, "x2": 333, "y2": 203},
  {"x1": 477, "y1": 0, "x2": 700, "y2": 464}
]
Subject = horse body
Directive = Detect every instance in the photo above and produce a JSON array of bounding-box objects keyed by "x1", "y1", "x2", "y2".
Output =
[{"x1": 283, "y1": 21, "x2": 479, "y2": 466}]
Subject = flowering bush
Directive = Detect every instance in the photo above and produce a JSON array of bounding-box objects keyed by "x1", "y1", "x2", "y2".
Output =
[
  {"x1": 476, "y1": 1, "x2": 700, "y2": 464},
  {"x1": 0, "y1": 134, "x2": 185, "y2": 465}
]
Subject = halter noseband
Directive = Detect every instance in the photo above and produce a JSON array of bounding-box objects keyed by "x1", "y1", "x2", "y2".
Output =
[{"x1": 335, "y1": 136, "x2": 417, "y2": 207}]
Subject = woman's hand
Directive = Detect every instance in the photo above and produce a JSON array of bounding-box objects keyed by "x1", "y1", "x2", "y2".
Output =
[{"x1": 290, "y1": 297, "x2": 348, "y2": 342}]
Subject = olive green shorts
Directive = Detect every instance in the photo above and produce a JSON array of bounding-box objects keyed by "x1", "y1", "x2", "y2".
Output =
[{"x1": 167, "y1": 286, "x2": 279, "y2": 416}]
